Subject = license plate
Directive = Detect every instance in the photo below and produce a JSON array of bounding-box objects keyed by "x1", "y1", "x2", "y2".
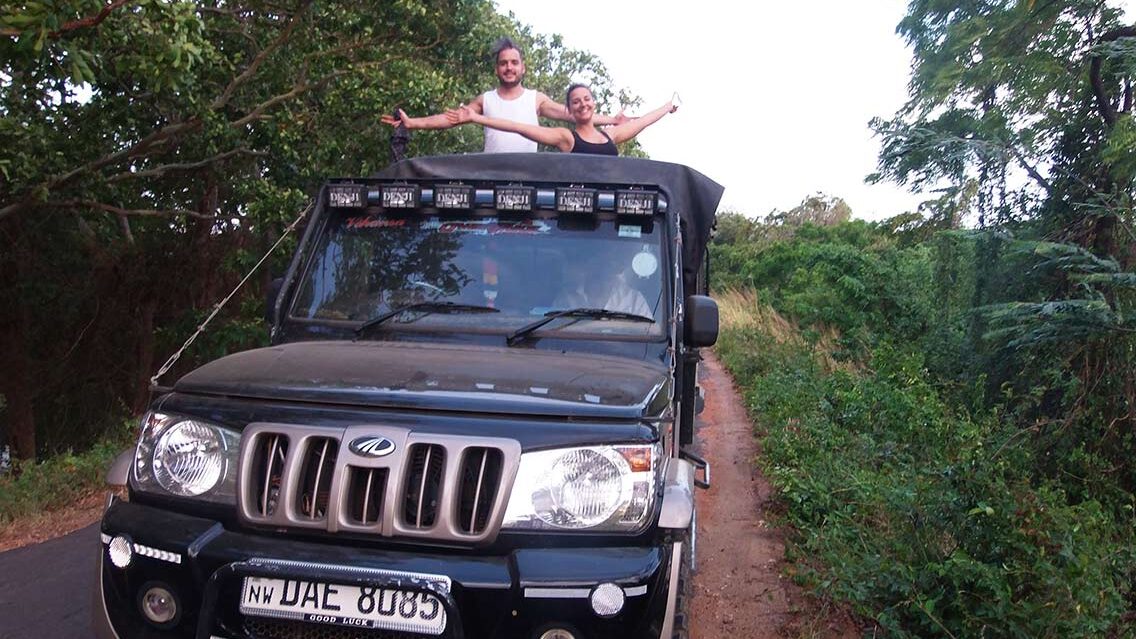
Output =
[{"x1": 240, "y1": 576, "x2": 447, "y2": 635}]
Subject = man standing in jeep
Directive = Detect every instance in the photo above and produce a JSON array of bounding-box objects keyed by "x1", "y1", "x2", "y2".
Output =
[{"x1": 380, "y1": 38, "x2": 627, "y2": 152}]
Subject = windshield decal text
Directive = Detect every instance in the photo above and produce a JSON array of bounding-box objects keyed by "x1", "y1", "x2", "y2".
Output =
[{"x1": 346, "y1": 217, "x2": 407, "y2": 230}]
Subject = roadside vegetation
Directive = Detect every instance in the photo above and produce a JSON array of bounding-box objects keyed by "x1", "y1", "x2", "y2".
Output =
[
  {"x1": 0, "y1": 421, "x2": 133, "y2": 526},
  {"x1": 713, "y1": 222, "x2": 1135, "y2": 636},
  {"x1": 711, "y1": 3, "x2": 1136, "y2": 634}
]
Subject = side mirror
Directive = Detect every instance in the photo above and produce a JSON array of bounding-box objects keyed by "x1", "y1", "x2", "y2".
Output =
[
  {"x1": 685, "y1": 295, "x2": 719, "y2": 347},
  {"x1": 265, "y1": 276, "x2": 284, "y2": 325}
]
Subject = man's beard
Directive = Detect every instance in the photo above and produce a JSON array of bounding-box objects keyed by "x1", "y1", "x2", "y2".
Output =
[{"x1": 498, "y1": 76, "x2": 522, "y2": 89}]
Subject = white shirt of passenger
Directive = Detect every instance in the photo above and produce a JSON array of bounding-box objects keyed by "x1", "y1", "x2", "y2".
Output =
[{"x1": 481, "y1": 88, "x2": 539, "y2": 153}]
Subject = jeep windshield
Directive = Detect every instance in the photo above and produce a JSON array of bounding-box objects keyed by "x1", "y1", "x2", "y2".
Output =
[{"x1": 291, "y1": 210, "x2": 667, "y2": 340}]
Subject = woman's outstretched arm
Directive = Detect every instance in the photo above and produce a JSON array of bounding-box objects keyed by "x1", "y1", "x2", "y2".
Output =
[
  {"x1": 605, "y1": 100, "x2": 677, "y2": 145},
  {"x1": 449, "y1": 105, "x2": 574, "y2": 152}
]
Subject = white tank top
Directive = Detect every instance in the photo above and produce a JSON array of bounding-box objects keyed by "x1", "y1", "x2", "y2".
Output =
[{"x1": 481, "y1": 89, "x2": 539, "y2": 153}]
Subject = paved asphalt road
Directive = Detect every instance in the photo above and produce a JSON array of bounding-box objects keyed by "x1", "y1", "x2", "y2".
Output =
[{"x1": 0, "y1": 523, "x2": 99, "y2": 639}]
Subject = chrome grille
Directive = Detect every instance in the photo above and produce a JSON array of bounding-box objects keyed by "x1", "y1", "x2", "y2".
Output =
[
  {"x1": 250, "y1": 433, "x2": 289, "y2": 517},
  {"x1": 238, "y1": 423, "x2": 521, "y2": 544},
  {"x1": 345, "y1": 466, "x2": 388, "y2": 526},
  {"x1": 297, "y1": 437, "x2": 338, "y2": 521},
  {"x1": 458, "y1": 447, "x2": 504, "y2": 534},
  {"x1": 403, "y1": 444, "x2": 445, "y2": 529}
]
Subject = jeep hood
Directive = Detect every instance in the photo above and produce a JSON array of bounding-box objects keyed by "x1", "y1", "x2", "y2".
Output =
[{"x1": 173, "y1": 341, "x2": 670, "y2": 420}]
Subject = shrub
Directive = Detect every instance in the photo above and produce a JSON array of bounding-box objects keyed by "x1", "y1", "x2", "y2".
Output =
[{"x1": 716, "y1": 290, "x2": 1136, "y2": 637}]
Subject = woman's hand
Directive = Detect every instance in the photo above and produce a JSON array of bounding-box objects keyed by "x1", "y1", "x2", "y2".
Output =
[
  {"x1": 446, "y1": 104, "x2": 481, "y2": 126},
  {"x1": 381, "y1": 109, "x2": 412, "y2": 127}
]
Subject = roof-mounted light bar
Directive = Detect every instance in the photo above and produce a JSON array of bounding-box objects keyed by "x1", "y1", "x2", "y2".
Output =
[
  {"x1": 327, "y1": 184, "x2": 368, "y2": 209},
  {"x1": 338, "y1": 181, "x2": 663, "y2": 215},
  {"x1": 433, "y1": 184, "x2": 474, "y2": 209},
  {"x1": 555, "y1": 187, "x2": 597, "y2": 214},
  {"x1": 495, "y1": 186, "x2": 535, "y2": 212},
  {"x1": 616, "y1": 190, "x2": 658, "y2": 216},
  {"x1": 382, "y1": 184, "x2": 420, "y2": 209}
]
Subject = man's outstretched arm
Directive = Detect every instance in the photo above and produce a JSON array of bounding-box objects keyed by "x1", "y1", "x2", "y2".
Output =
[{"x1": 382, "y1": 97, "x2": 484, "y2": 130}]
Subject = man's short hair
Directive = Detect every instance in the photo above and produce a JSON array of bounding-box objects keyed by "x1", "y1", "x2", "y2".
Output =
[{"x1": 492, "y1": 37, "x2": 523, "y2": 62}]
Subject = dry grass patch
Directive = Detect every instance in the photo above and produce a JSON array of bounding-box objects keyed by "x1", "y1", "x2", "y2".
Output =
[{"x1": 715, "y1": 288, "x2": 851, "y2": 373}]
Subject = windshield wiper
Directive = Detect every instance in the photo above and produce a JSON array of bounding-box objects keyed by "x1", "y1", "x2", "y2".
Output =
[
  {"x1": 505, "y1": 307, "x2": 654, "y2": 346},
  {"x1": 355, "y1": 301, "x2": 499, "y2": 338}
]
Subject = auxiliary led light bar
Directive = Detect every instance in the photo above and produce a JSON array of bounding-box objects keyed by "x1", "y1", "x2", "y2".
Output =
[
  {"x1": 327, "y1": 184, "x2": 367, "y2": 209},
  {"x1": 382, "y1": 184, "x2": 421, "y2": 209},
  {"x1": 102, "y1": 533, "x2": 183, "y2": 565},
  {"x1": 616, "y1": 190, "x2": 658, "y2": 215},
  {"x1": 495, "y1": 186, "x2": 535, "y2": 212},
  {"x1": 433, "y1": 184, "x2": 474, "y2": 209},
  {"x1": 556, "y1": 187, "x2": 597, "y2": 213},
  {"x1": 332, "y1": 182, "x2": 663, "y2": 215}
]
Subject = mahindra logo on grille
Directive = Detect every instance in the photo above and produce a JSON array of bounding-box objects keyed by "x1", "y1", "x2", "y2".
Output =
[{"x1": 349, "y1": 436, "x2": 396, "y2": 458}]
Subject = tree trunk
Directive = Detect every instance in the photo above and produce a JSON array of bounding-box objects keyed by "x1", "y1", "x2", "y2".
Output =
[
  {"x1": 1, "y1": 335, "x2": 36, "y2": 461},
  {"x1": 131, "y1": 299, "x2": 157, "y2": 414},
  {"x1": 193, "y1": 175, "x2": 220, "y2": 306},
  {"x1": 1091, "y1": 213, "x2": 1117, "y2": 258},
  {"x1": 0, "y1": 217, "x2": 37, "y2": 460}
]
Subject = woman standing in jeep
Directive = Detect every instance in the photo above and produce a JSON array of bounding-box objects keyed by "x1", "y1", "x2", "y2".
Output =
[{"x1": 450, "y1": 84, "x2": 677, "y2": 155}]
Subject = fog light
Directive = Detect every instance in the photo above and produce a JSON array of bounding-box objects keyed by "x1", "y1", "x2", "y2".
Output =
[
  {"x1": 590, "y1": 582, "x2": 625, "y2": 617},
  {"x1": 140, "y1": 585, "x2": 179, "y2": 625},
  {"x1": 538, "y1": 629, "x2": 577, "y2": 639},
  {"x1": 108, "y1": 535, "x2": 133, "y2": 568}
]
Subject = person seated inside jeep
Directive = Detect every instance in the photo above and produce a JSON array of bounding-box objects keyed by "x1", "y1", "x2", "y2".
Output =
[{"x1": 552, "y1": 250, "x2": 653, "y2": 317}]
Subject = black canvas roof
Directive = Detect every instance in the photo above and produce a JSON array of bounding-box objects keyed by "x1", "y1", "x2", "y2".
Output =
[{"x1": 375, "y1": 153, "x2": 724, "y2": 296}]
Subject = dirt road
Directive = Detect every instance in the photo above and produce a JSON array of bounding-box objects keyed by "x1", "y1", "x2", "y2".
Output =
[{"x1": 692, "y1": 352, "x2": 858, "y2": 638}]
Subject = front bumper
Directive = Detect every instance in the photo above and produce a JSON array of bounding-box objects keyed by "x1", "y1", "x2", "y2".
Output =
[{"x1": 95, "y1": 497, "x2": 675, "y2": 639}]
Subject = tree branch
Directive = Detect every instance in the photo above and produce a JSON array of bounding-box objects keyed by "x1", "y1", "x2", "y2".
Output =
[
  {"x1": 0, "y1": 118, "x2": 202, "y2": 220},
  {"x1": 1089, "y1": 25, "x2": 1136, "y2": 128},
  {"x1": 0, "y1": 25, "x2": 410, "y2": 222},
  {"x1": 0, "y1": 0, "x2": 133, "y2": 38},
  {"x1": 52, "y1": 119, "x2": 201, "y2": 187},
  {"x1": 209, "y1": 0, "x2": 312, "y2": 111},
  {"x1": 228, "y1": 53, "x2": 411, "y2": 129},
  {"x1": 229, "y1": 71, "x2": 347, "y2": 128},
  {"x1": 106, "y1": 148, "x2": 266, "y2": 182},
  {"x1": 1008, "y1": 146, "x2": 1054, "y2": 196},
  {"x1": 117, "y1": 213, "x2": 135, "y2": 244},
  {"x1": 45, "y1": 199, "x2": 219, "y2": 220}
]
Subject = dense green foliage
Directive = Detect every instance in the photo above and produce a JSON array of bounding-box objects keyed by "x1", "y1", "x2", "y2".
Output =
[
  {"x1": 712, "y1": 3, "x2": 1136, "y2": 630},
  {"x1": 714, "y1": 223, "x2": 1136, "y2": 635},
  {"x1": 0, "y1": 1, "x2": 639, "y2": 461}
]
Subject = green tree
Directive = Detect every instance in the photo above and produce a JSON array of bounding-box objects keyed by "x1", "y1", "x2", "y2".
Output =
[
  {"x1": 872, "y1": 0, "x2": 1136, "y2": 529},
  {"x1": 0, "y1": 0, "x2": 640, "y2": 460}
]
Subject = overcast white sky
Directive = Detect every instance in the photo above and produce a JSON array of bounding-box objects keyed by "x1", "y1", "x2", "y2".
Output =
[{"x1": 493, "y1": 0, "x2": 927, "y2": 221}]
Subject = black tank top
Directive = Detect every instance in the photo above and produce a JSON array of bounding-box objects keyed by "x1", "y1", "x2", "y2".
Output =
[{"x1": 570, "y1": 130, "x2": 618, "y2": 156}]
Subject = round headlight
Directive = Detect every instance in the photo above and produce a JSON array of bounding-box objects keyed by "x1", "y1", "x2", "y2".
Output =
[
  {"x1": 531, "y1": 449, "x2": 628, "y2": 528},
  {"x1": 152, "y1": 420, "x2": 226, "y2": 497}
]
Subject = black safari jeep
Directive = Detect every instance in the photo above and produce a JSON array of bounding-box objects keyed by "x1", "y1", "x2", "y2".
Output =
[{"x1": 94, "y1": 153, "x2": 724, "y2": 639}]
